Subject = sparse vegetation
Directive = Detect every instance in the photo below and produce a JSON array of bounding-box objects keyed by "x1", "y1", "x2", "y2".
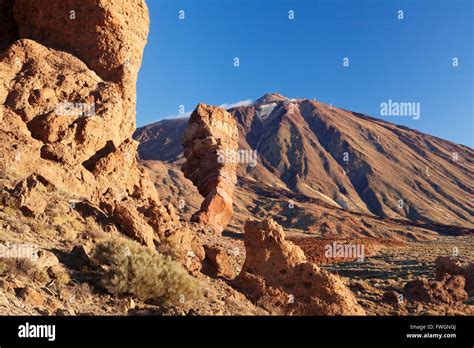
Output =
[
  {"x1": 82, "y1": 217, "x2": 107, "y2": 241},
  {"x1": 0, "y1": 258, "x2": 50, "y2": 284},
  {"x1": 93, "y1": 237, "x2": 201, "y2": 305}
]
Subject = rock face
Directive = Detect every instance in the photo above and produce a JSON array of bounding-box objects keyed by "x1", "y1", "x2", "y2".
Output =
[
  {"x1": 182, "y1": 104, "x2": 239, "y2": 233},
  {"x1": 233, "y1": 218, "x2": 365, "y2": 315},
  {"x1": 0, "y1": 1, "x2": 202, "y2": 272},
  {"x1": 13, "y1": 0, "x2": 149, "y2": 86},
  {"x1": 18, "y1": 286, "x2": 45, "y2": 306}
]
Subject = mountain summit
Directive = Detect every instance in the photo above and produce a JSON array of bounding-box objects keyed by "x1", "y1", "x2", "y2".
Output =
[{"x1": 253, "y1": 93, "x2": 289, "y2": 104}]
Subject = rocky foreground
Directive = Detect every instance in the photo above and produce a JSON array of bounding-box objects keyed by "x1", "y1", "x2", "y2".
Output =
[{"x1": 0, "y1": 0, "x2": 473, "y2": 316}]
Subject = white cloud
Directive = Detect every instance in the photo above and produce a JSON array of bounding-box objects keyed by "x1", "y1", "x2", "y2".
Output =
[
  {"x1": 159, "y1": 99, "x2": 253, "y2": 120},
  {"x1": 160, "y1": 111, "x2": 192, "y2": 120},
  {"x1": 218, "y1": 99, "x2": 253, "y2": 109}
]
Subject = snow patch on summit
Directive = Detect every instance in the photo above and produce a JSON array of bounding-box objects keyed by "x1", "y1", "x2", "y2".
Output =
[{"x1": 256, "y1": 102, "x2": 277, "y2": 121}]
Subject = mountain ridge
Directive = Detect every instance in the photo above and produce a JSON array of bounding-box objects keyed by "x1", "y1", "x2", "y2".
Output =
[{"x1": 134, "y1": 93, "x2": 474, "y2": 230}]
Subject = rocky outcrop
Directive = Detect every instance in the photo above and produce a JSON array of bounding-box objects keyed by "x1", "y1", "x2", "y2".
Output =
[
  {"x1": 434, "y1": 256, "x2": 474, "y2": 294},
  {"x1": 0, "y1": 1, "x2": 202, "y2": 272},
  {"x1": 13, "y1": 0, "x2": 148, "y2": 87},
  {"x1": 434, "y1": 256, "x2": 463, "y2": 279},
  {"x1": 181, "y1": 104, "x2": 239, "y2": 233},
  {"x1": 233, "y1": 218, "x2": 365, "y2": 315},
  {"x1": 404, "y1": 275, "x2": 468, "y2": 305},
  {"x1": 11, "y1": 174, "x2": 50, "y2": 218},
  {"x1": 400, "y1": 256, "x2": 473, "y2": 305}
]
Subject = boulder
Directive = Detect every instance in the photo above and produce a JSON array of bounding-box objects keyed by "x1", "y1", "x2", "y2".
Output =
[
  {"x1": 233, "y1": 218, "x2": 365, "y2": 315},
  {"x1": 69, "y1": 245, "x2": 92, "y2": 268},
  {"x1": 12, "y1": 174, "x2": 50, "y2": 218},
  {"x1": 182, "y1": 104, "x2": 239, "y2": 234},
  {"x1": 434, "y1": 256, "x2": 474, "y2": 293},
  {"x1": 404, "y1": 275, "x2": 468, "y2": 305},
  {"x1": 382, "y1": 290, "x2": 401, "y2": 305},
  {"x1": 203, "y1": 245, "x2": 235, "y2": 279},
  {"x1": 114, "y1": 201, "x2": 155, "y2": 248},
  {"x1": 434, "y1": 256, "x2": 463, "y2": 280},
  {"x1": 18, "y1": 286, "x2": 45, "y2": 306}
]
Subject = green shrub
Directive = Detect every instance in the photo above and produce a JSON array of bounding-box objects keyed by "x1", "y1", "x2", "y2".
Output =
[{"x1": 94, "y1": 238, "x2": 201, "y2": 305}]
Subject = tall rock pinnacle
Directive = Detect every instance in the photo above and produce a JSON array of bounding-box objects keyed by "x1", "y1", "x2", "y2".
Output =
[{"x1": 181, "y1": 104, "x2": 239, "y2": 233}]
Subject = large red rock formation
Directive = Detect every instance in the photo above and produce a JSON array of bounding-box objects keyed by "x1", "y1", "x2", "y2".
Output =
[
  {"x1": 13, "y1": 0, "x2": 148, "y2": 85},
  {"x1": 0, "y1": 0, "x2": 203, "y2": 272},
  {"x1": 181, "y1": 104, "x2": 239, "y2": 233},
  {"x1": 404, "y1": 275, "x2": 468, "y2": 305},
  {"x1": 233, "y1": 218, "x2": 365, "y2": 315}
]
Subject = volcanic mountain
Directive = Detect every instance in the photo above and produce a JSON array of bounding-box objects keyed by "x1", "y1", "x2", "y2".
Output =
[{"x1": 134, "y1": 93, "x2": 474, "y2": 238}]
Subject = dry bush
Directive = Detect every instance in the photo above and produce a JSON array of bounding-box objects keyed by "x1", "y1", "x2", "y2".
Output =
[
  {"x1": 2, "y1": 206, "x2": 19, "y2": 217},
  {"x1": 83, "y1": 217, "x2": 107, "y2": 241},
  {"x1": 0, "y1": 258, "x2": 50, "y2": 284},
  {"x1": 94, "y1": 238, "x2": 201, "y2": 304},
  {"x1": 73, "y1": 282, "x2": 92, "y2": 301},
  {"x1": 30, "y1": 220, "x2": 56, "y2": 238},
  {"x1": 48, "y1": 265, "x2": 71, "y2": 286}
]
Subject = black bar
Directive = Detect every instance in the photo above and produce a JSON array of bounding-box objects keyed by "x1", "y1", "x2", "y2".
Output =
[{"x1": 0, "y1": 316, "x2": 472, "y2": 346}]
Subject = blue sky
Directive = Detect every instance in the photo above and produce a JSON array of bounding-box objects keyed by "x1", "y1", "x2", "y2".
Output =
[{"x1": 137, "y1": 0, "x2": 473, "y2": 147}]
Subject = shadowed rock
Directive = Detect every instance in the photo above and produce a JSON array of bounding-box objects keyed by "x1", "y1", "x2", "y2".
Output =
[
  {"x1": 404, "y1": 275, "x2": 468, "y2": 305},
  {"x1": 233, "y1": 218, "x2": 366, "y2": 315}
]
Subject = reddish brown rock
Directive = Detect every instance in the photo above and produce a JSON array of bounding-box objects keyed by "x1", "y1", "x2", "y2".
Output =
[
  {"x1": 18, "y1": 287, "x2": 45, "y2": 306},
  {"x1": 11, "y1": 174, "x2": 49, "y2": 218},
  {"x1": 382, "y1": 290, "x2": 401, "y2": 305},
  {"x1": 434, "y1": 256, "x2": 463, "y2": 280},
  {"x1": 463, "y1": 263, "x2": 474, "y2": 292},
  {"x1": 14, "y1": 0, "x2": 149, "y2": 86},
  {"x1": 233, "y1": 218, "x2": 365, "y2": 315},
  {"x1": 203, "y1": 245, "x2": 235, "y2": 279},
  {"x1": 434, "y1": 256, "x2": 474, "y2": 293},
  {"x1": 113, "y1": 201, "x2": 155, "y2": 248},
  {"x1": 404, "y1": 275, "x2": 468, "y2": 305},
  {"x1": 0, "y1": 1, "x2": 201, "y2": 273},
  {"x1": 182, "y1": 104, "x2": 239, "y2": 234}
]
